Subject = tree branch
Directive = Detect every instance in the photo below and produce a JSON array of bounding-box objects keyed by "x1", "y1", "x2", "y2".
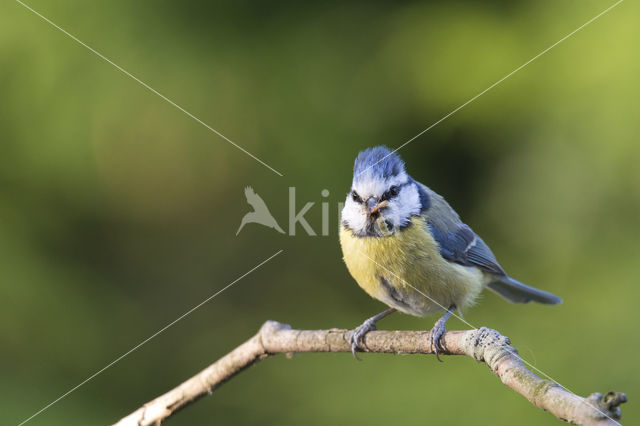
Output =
[{"x1": 114, "y1": 321, "x2": 626, "y2": 425}]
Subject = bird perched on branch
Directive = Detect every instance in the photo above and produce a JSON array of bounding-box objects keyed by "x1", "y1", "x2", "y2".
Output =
[{"x1": 339, "y1": 146, "x2": 561, "y2": 360}]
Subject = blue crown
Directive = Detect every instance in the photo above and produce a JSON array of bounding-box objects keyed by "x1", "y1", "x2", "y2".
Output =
[{"x1": 353, "y1": 146, "x2": 405, "y2": 182}]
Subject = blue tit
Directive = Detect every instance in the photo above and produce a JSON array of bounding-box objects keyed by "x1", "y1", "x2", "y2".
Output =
[{"x1": 339, "y1": 146, "x2": 561, "y2": 360}]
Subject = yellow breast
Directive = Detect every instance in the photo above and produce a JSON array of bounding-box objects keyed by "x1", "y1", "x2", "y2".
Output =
[{"x1": 339, "y1": 216, "x2": 485, "y2": 316}]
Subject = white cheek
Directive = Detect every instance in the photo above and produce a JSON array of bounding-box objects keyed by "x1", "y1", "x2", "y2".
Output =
[
  {"x1": 384, "y1": 204, "x2": 402, "y2": 227},
  {"x1": 399, "y1": 185, "x2": 421, "y2": 215},
  {"x1": 341, "y1": 197, "x2": 368, "y2": 232},
  {"x1": 382, "y1": 185, "x2": 421, "y2": 228}
]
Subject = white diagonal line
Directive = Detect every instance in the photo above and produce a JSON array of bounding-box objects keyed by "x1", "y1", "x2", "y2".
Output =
[
  {"x1": 16, "y1": 0, "x2": 284, "y2": 177},
  {"x1": 17, "y1": 249, "x2": 284, "y2": 426},
  {"x1": 358, "y1": 0, "x2": 624, "y2": 178},
  {"x1": 357, "y1": 249, "x2": 620, "y2": 425}
]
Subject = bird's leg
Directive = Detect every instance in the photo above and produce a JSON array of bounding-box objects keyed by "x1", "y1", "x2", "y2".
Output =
[
  {"x1": 430, "y1": 304, "x2": 456, "y2": 362},
  {"x1": 350, "y1": 308, "x2": 396, "y2": 360}
]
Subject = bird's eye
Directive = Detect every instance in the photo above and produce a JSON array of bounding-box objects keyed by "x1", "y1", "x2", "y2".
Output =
[
  {"x1": 381, "y1": 185, "x2": 400, "y2": 201},
  {"x1": 351, "y1": 190, "x2": 362, "y2": 203}
]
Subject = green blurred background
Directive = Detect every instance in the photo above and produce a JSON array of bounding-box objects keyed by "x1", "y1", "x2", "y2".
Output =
[{"x1": 1, "y1": 0, "x2": 638, "y2": 424}]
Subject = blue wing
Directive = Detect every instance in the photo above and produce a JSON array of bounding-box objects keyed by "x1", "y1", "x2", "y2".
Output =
[
  {"x1": 416, "y1": 182, "x2": 505, "y2": 275},
  {"x1": 427, "y1": 222, "x2": 505, "y2": 276},
  {"x1": 418, "y1": 183, "x2": 562, "y2": 305}
]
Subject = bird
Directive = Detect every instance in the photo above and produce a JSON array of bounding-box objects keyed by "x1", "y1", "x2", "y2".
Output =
[
  {"x1": 236, "y1": 186, "x2": 285, "y2": 235},
  {"x1": 339, "y1": 146, "x2": 561, "y2": 360}
]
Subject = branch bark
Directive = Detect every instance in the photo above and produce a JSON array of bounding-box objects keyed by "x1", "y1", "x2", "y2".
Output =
[{"x1": 114, "y1": 321, "x2": 626, "y2": 426}]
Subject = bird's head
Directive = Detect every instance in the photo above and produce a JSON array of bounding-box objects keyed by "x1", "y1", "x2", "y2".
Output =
[{"x1": 341, "y1": 146, "x2": 424, "y2": 237}]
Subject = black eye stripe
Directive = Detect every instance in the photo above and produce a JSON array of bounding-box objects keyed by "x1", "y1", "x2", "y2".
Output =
[
  {"x1": 380, "y1": 191, "x2": 394, "y2": 201},
  {"x1": 351, "y1": 181, "x2": 410, "y2": 203},
  {"x1": 381, "y1": 184, "x2": 404, "y2": 201}
]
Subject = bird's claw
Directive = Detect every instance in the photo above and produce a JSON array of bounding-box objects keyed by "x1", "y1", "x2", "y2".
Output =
[
  {"x1": 430, "y1": 319, "x2": 448, "y2": 362},
  {"x1": 350, "y1": 318, "x2": 377, "y2": 360}
]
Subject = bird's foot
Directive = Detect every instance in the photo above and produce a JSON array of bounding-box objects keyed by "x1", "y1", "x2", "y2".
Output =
[
  {"x1": 429, "y1": 318, "x2": 448, "y2": 362},
  {"x1": 350, "y1": 318, "x2": 377, "y2": 361},
  {"x1": 430, "y1": 304, "x2": 456, "y2": 362}
]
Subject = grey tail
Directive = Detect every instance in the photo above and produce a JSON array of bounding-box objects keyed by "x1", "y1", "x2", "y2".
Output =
[{"x1": 487, "y1": 275, "x2": 562, "y2": 305}]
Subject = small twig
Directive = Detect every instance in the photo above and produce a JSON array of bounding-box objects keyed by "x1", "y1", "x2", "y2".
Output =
[{"x1": 113, "y1": 321, "x2": 626, "y2": 425}]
